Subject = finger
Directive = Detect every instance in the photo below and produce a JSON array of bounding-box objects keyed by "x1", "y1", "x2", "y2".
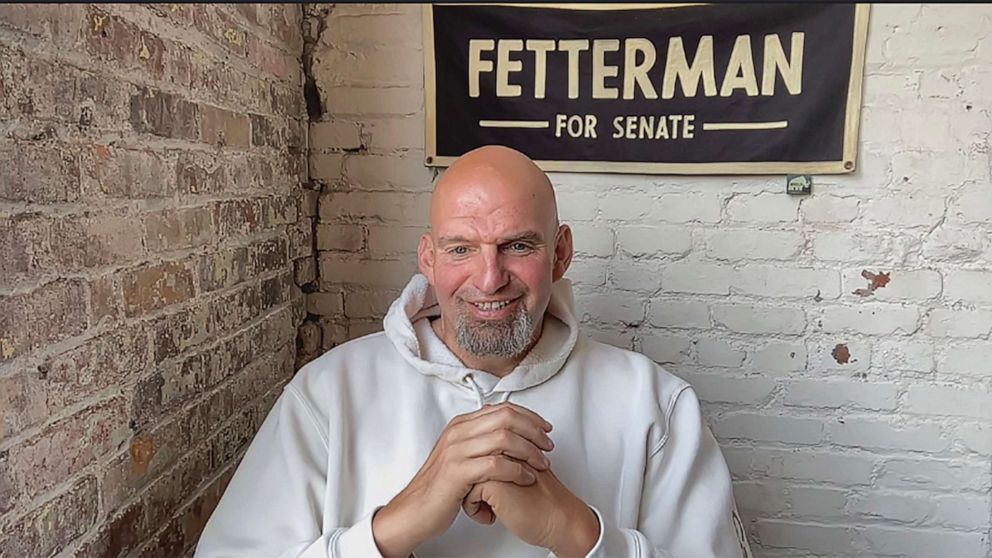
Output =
[
  {"x1": 454, "y1": 430, "x2": 551, "y2": 471},
  {"x1": 460, "y1": 405, "x2": 555, "y2": 452},
  {"x1": 466, "y1": 402, "x2": 553, "y2": 432},
  {"x1": 463, "y1": 455, "x2": 537, "y2": 486},
  {"x1": 462, "y1": 485, "x2": 496, "y2": 525}
]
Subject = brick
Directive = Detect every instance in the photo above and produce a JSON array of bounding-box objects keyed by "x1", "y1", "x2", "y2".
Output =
[
  {"x1": 640, "y1": 333, "x2": 692, "y2": 365},
  {"x1": 704, "y1": 229, "x2": 802, "y2": 261},
  {"x1": 210, "y1": 274, "x2": 292, "y2": 335},
  {"x1": 310, "y1": 120, "x2": 362, "y2": 150},
  {"x1": 323, "y1": 12, "x2": 421, "y2": 48},
  {"x1": 929, "y1": 494, "x2": 992, "y2": 531},
  {"x1": 849, "y1": 491, "x2": 931, "y2": 523},
  {"x1": 830, "y1": 418, "x2": 949, "y2": 452},
  {"x1": 870, "y1": 339, "x2": 934, "y2": 372},
  {"x1": 726, "y1": 193, "x2": 799, "y2": 223},
  {"x1": 711, "y1": 413, "x2": 824, "y2": 445},
  {"x1": 315, "y1": 46, "x2": 423, "y2": 87},
  {"x1": 569, "y1": 225, "x2": 614, "y2": 258},
  {"x1": 84, "y1": 6, "x2": 165, "y2": 77},
  {"x1": 82, "y1": 145, "x2": 174, "y2": 199},
  {"x1": 609, "y1": 260, "x2": 662, "y2": 292},
  {"x1": 144, "y1": 207, "x2": 214, "y2": 253},
  {"x1": 694, "y1": 338, "x2": 746, "y2": 368},
  {"x1": 749, "y1": 341, "x2": 807, "y2": 373},
  {"x1": 321, "y1": 85, "x2": 423, "y2": 116},
  {"x1": 294, "y1": 257, "x2": 317, "y2": 286},
  {"x1": 904, "y1": 384, "x2": 992, "y2": 419},
  {"x1": 363, "y1": 115, "x2": 425, "y2": 152},
  {"x1": 565, "y1": 258, "x2": 607, "y2": 287},
  {"x1": 319, "y1": 256, "x2": 417, "y2": 288},
  {"x1": 366, "y1": 225, "x2": 424, "y2": 257},
  {"x1": 47, "y1": 211, "x2": 147, "y2": 271},
  {"x1": 646, "y1": 299, "x2": 709, "y2": 329},
  {"x1": 10, "y1": 398, "x2": 128, "y2": 506},
  {"x1": 921, "y1": 226, "x2": 986, "y2": 263},
  {"x1": 344, "y1": 154, "x2": 434, "y2": 191},
  {"x1": 0, "y1": 279, "x2": 88, "y2": 362},
  {"x1": 864, "y1": 525, "x2": 986, "y2": 557},
  {"x1": 0, "y1": 142, "x2": 80, "y2": 203},
  {"x1": 310, "y1": 152, "x2": 345, "y2": 182},
  {"x1": 150, "y1": 305, "x2": 213, "y2": 362},
  {"x1": 556, "y1": 190, "x2": 599, "y2": 221},
  {"x1": 938, "y1": 341, "x2": 992, "y2": 377},
  {"x1": 784, "y1": 380, "x2": 897, "y2": 410},
  {"x1": 878, "y1": 457, "x2": 990, "y2": 492},
  {"x1": 787, "y1": 486, "x2": 849, "y2": 519},
  {"x1": 756, "y1": 521, "x2": 860, "y2": 554},
  {"x1": 732, "y1": 481, "x2": 787, "y2": 515},
  {"x1": 0, "y1": 476, "x2": 98, "y2": 558},
  {"x1": 926, "y1": 307, "x2": 992, "y2": 338},
  {"x1": 130, "y1": 87, "x2": 199, "y2": 140},
  {"x1": 800, "y1": 194, "x2": 860, "y2": 223},
  {"x1": 199, "y1": 246, "x2": 249, "y2": 293},
  {"x1": 733, "y1": 266, "x2": 841, "y2": 300},
  {"x1": 317, "y1": 223, "x2": 365, "y2": 252},
  {"x1": 176, "y1": 151, "x2": 229, "y2": 194},
  {"x1": 957, "y1": 423, "x2": 992, "y2": 455},
  {"x1": 713, "y1": 304, "x2": 806, "y2": 334},
  {"x1": 122, "y1": 260, "x2": 196, "y2": 317},
  {"x1": 812, "y1": 231, "x2": 918, "y2": 264},
  {"x1": 200, "y1": 104, "x2": 250, "y2": 148},
  {"x1": 818, "y1": 304, "x2": 920, "y2": 335},
  {"x1": 0, "y1": 213, "x2": 48, "y2": 286},
  {"x1": 344, "y1": 290, "x2": 399, "y2": 319},
  {"x1": 319, "y1": 191, "x2": 431, "y2": 224},
  {"x1": 862, "y1": 195, "x2": 945, "y2": 228},
  {"x1": 944, "y1": 270, "x2": 992, "y2": 304},
  {"x1": 213, "y1": 197, "x2": 295, "y2": 237},
  {"x1": 752, "y1": 449, "x2": 876, "y2": 485},
  {"x1": 950, "y1": 184, "x2": 992, "y2": 225},
  {"x1": 576, "y1": 293, "x2": 644, "y2": 325},
  {"x1": 307, "y1": 292, "x2": 343, "y2": 316},
  {"x1": 662, "y1": 263, "x2": 733, "y2": 295},
  {"x1": 615, "y1": 226, "x2": 690, "y2": 258},
  {"x1": 687, "y1": 375, "x2": 773, "y2": 403}
]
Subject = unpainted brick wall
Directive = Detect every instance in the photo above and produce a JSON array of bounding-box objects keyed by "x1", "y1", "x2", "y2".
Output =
[
  {"x1": 0, "y1": 4, "x2": 311, "y2": 556},
  {"x1": 306, "y1": 4, "x2": 992, "y2": 557}
]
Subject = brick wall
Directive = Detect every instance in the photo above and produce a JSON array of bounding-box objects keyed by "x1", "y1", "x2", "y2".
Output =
[
  {"x1": 0, "y1": 4, "x2": 310, "y2": 556},
  {"x1": 307, "y1": 4, "x2": 992, "y2": 556}
]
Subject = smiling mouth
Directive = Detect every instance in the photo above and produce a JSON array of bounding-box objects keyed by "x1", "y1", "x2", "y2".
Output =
[{"x1": 468, "y1": 297, "x2": 519, "y2": 311}]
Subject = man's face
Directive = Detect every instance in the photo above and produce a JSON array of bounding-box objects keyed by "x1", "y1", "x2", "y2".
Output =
[{"x1": 418, "y1": 153, "x2": 571, "y2": 360}]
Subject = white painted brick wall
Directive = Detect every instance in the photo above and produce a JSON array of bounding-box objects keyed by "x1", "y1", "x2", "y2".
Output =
[{"x1": 309, "y1": 4, "x2": 992, "y2": 556}]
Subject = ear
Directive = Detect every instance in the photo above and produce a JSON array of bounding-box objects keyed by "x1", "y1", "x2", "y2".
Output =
[
  {"x1": 417, "y1": 232, "x2": 436, "y2": 283},
  {"x1": 551, "y1": 224, "x2": 573, "y2": 282}
]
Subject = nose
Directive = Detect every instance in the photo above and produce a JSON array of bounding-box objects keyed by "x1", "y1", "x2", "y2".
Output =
[{"x1": 473, "y1": 246, "x2": 509, "y2": 295}]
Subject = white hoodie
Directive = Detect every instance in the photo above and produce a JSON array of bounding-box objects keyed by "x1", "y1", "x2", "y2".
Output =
[{"x1": 195, "y1": 275, "x2": 750, "y2": 558}]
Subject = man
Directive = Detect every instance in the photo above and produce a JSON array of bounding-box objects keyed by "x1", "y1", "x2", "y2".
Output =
[{"x1": 196, "y1": 146, "x2": 750, "y2": 557}]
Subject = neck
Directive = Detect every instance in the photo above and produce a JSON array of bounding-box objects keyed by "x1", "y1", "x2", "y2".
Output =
[{"x1": 431, "y1": 316, "x2": 544, "y2": 378}]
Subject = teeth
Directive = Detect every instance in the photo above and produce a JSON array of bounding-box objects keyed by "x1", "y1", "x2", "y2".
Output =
[{"x1": 475, "y1": 300, "x2": 512, "y2": 311}]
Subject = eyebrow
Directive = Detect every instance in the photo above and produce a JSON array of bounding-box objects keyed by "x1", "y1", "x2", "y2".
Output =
[{"x1": 438, "y1": 231, "x2": 545, "y2": 245}]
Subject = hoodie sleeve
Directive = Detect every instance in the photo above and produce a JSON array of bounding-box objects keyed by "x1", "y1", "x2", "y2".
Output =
[
  {"x1": 580, "y1": 386, "x2": 751, "y2": 558},
  {"x1": 194, "y1": 384, "x2": 385, "y2": 558}
]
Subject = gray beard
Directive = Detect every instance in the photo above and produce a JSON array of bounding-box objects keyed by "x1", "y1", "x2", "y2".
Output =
[{"x1": 454, "y1": 303, "x2": 536, "y2": 359}]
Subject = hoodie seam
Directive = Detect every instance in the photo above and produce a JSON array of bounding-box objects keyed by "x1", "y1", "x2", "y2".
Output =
[
  {"x1": 648, "y1": 384, "x2": 692, "y2": 457},
  {"x1": 286, "y1": 383, "x2": 330, "y2": 450}
]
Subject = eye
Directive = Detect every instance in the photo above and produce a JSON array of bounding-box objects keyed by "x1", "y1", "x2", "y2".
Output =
[
  {"x1": 507, "y1": 242, "x2": 532, "y2": 253},
  {"x1": 449, "y1": 246, "x2": 469, "y2": 255}
]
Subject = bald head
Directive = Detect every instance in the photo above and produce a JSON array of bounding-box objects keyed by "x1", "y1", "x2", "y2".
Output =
[{"x1": 431, "y1": 145, "x2": 558, "y2": 231}]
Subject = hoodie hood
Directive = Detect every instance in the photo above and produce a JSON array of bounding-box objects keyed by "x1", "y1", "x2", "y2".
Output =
[{"x1": 383, "y1": 274, "x2": 580, "y2": 397}]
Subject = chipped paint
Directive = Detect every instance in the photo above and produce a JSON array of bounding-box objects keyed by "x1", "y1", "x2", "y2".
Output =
[
  {"x1": 832, "y1": 343, "x2": 850, "y2": 364},
  {"x1": 130, "y1": 436, "x2": 155, "y2": 476},
  {"x1": 853, "y1": 270, "x2": 891, "y2": 297},
  {"x1": 0, "y1": 338, "x2": 15, "y2": 359}
]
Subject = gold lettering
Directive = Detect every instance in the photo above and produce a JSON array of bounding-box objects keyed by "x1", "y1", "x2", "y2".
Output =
[
  {"x1": 623, "y1": 38, "x2": 658, "y2": 100},
  {"x1": 559, "y1": 39, "x2": 590, "y2": 99},
  {"x1": 762, "y1": 32, "x2": 804, "y2": 96},
  {"x1": 720, "y1": 35, "x2": 759, "y2": 97},
  {"x1": 526, "y1": 39, "x2": 556, "y2": 99},
  {"x1": 496, "y1": 39, "x2": 524, "y2": 97},
  {"x1": 662, "y1": 36, "x2": 716, "y2": 99},
  {"x1": 468, "y1": 39, "x2": 495, "y2": 98},
  {"x1": 592, "y1": 39, "x2": 621, "y2": 99}
]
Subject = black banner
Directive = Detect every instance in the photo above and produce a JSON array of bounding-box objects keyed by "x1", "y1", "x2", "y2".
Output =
[{"x1": 424, "y1": 4, "x2": 869, "y2": 174}]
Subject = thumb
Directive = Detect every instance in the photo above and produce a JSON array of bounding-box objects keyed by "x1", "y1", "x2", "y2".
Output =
[{"x1": 462, "y1": 484, "x2": 496, "y2": 525}]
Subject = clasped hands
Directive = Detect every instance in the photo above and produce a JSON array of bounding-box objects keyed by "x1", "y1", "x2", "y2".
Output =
[{"x1": 371, "y1": 402, "x2": 600, "y2": 557}]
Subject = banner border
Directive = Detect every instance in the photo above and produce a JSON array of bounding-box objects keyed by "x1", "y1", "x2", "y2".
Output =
[{"x1": 422, "y1": 4, "x2": 870, "y2": 175}]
